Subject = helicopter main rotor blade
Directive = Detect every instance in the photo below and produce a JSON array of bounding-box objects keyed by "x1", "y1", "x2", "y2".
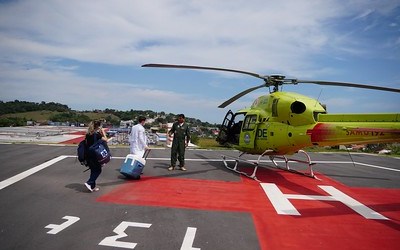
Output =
[
  {"x1": 218, "y1": 84, "x2": 266, "y2": 108},
  {"x1": 297, "y1": 80, "x2": 400, "y2": 93},
  {"x1": 142, "y1": 63, "x2": 267, "y2": 80},
  {"x1": 142, "y1": 63, "x2": 400, "y2": 108}
]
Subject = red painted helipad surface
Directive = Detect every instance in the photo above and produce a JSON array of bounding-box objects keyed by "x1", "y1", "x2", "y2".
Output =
[{"x1": 98, "y1": 169, "x2": 400, "y2": 250}]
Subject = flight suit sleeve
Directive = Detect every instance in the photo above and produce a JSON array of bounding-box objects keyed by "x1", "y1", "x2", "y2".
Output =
[{"x1": 185, "y1": 124, "x2": 190, "y2": 143}]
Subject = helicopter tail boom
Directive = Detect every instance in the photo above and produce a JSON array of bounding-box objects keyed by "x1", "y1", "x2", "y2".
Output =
[{"x1": 307, "y1": 113, "x2": 400, "y2": 146}]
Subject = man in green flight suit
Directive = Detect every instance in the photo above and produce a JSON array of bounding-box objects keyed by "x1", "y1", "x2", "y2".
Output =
[{"x1": 168, "y1": 114, "x2": 190, "y2": 171}]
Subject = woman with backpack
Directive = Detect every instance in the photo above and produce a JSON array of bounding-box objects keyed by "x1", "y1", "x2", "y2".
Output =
[{"x1": 84, "y1": 120, "x2": 108, "y2": 192}]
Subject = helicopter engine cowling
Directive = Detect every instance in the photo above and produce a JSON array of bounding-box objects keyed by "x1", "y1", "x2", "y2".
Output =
[
  {"x1": 268, "y1": 92, "x2": 326, "y2": 127},
  {"x1": 290, "y1": 101, "x2": 306, "y2": 114}
]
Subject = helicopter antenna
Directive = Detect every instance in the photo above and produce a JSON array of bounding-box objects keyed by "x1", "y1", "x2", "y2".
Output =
[{"x1": 315, "y1": 89, "x2": 323, "y2": 108}]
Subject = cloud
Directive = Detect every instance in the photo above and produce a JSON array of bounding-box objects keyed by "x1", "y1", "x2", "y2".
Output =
[
  {"x1": 0, "y1": 0, "x2": 399, "y2": 123},
  {"x1": 0, "y1": 1, "x2": 351, "y2": 67},
  {"x1": 1, "y1": 0, "x2": 398, "y2": 70}
]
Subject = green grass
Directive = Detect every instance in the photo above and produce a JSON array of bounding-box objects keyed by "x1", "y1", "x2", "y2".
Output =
[
  {"x1": 0, "y1": 111, "x2": 60, "y2": 122},
  {"x1": 197, "y1": 138, "x2": 231, "y2": 150}
]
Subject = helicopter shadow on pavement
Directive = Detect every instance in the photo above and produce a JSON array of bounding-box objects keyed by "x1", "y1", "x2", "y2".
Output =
[{"x1": 193, "y1": 152, "x2": 240, "y2": 174}]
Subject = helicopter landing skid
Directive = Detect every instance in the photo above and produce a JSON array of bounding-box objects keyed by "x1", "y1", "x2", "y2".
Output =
[
  {"x1": 221, "y1": 154, "x2": 261, "y2": 182},
  {"x1": 221, "y1": 150, "x2": 318, "y2": 181},
  {"x1": 268, "y1": 150, "x2": 319, "y2": 179}
]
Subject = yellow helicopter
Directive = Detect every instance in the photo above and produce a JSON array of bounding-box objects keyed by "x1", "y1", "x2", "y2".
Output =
[{"x1": 142, "y1": 64, "x2": 400, "y2": 180}]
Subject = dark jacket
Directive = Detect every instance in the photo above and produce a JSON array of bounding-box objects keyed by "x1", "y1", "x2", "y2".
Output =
[
  {"x1": 85, "y1": 131, "x2": 103, "y2": 147},
  {"x1": 170, "y1": 122, "x2": 190, "y2": 143},
  {"x1": 85, "y1": 131, "x2": 104, "y2": 167}
]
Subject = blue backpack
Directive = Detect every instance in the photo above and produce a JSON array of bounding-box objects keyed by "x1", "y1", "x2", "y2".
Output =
[
  {"x1": 88, "y1": 134, "x2": 111, "y2": 165},
  {"x1": 77, "y1": 139, "x2": 88, "y2": 166}
]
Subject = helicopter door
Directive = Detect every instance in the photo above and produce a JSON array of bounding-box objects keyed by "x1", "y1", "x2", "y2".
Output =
[
  {"x1": 216, "y1": 110, "x2": 235, "y2": 145},
  {"x1": 217, "y1": 110, "x2": 246, "y2": 145},
  {"x1": 240, "y1": 114, "x2": 259, "y2": 149}
]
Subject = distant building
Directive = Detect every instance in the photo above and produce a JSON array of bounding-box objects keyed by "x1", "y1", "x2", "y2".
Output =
[
  {"x1": 156, "y1": 133, "x2": 167, "y2": 146},
  {"x1": 150, "y1": 127, "x2": 159, "y2": 133},
  {"x1": 120, "y1": 120, "x2": 133, "y2": 128}
]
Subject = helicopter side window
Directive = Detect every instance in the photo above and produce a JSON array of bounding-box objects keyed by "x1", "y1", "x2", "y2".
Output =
[
  {"x1": 272, "y1": 98, "x2": 279, "y2": 117},
  {"x1": 242, "y1": 115, "x2": 257, "y2": 131}
]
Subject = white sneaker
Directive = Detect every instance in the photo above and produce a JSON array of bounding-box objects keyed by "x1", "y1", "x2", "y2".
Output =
[
  {"x1": 93, "y1": 187, "x2": 100, "y2": 192},
  {"x1": 84, "y1": 183, "x2": 93, "y2": 192}
]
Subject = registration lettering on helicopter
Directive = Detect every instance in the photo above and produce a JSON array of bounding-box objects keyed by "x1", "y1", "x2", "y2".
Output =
[
  {"x1": 346, "y1": 130, "x2": 384, "y2": 136},
  {"x1": 257, "y1": 129, "x2": 268, "y2": 139}
]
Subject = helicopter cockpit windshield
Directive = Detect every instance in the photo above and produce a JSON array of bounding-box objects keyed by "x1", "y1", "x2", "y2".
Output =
[{"x1": 216, "y1": 110, "x2": 246, "y2": 145}]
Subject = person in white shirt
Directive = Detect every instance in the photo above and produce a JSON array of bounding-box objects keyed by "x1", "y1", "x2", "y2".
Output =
[{"x1": 129, "y1": 116, "x2": 149, "y2": 157}]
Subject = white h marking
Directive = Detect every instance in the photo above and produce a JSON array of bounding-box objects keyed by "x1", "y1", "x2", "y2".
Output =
[{"x1": 260, "y1": 183, "x2": 388, "y2": 220}]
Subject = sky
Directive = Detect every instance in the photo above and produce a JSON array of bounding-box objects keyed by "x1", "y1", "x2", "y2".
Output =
[{"x1": 0, "y1": 0, "x2": 399, "y2": 124}]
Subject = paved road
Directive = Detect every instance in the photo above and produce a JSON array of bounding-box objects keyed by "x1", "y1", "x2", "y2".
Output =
[{"x1": 0, "y1": 144, "x2": 399, "y2": 250}]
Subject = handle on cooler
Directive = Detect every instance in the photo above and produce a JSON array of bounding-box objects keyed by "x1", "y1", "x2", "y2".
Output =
[{"x1": 143, "y1": 149, "x2": 151, "y2": 159}]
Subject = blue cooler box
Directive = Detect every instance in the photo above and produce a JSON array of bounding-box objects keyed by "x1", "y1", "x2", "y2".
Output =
[{"x1": 120, "y1": 154, "x2": 146, "y2": 179}]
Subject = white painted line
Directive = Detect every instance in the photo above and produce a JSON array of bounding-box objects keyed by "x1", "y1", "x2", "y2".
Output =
[
  {"x1": 353, "y1": 162, "x2": 400, "y2": 172},
  {"x1": 67, "y1": 155, "x2": 400, "y2": 173},
  {"x1": 181, "y1": 227, "x2": 201, "y2": 250},
  {"x1": 0, "y1": 155, "x2": 68, "y2": 190}
]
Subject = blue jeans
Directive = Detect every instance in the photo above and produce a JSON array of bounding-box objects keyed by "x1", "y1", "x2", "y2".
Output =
[{"x1": 86, "y1": 158, "x2": 102, "y2": 189}]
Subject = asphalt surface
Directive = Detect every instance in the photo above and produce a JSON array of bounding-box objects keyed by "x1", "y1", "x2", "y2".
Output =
[{"x1": 0, "y1": 144, "x2": 399, "y2": 250}]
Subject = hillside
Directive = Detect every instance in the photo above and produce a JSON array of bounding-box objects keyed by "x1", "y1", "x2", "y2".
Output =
[
  {"x1": 0, "y1": 100, "x2": 217, "y2": 127},
  {"x1": 0, "y1": 110, "x2": 120, "y2": 124}
]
